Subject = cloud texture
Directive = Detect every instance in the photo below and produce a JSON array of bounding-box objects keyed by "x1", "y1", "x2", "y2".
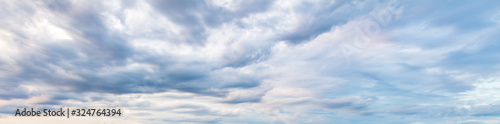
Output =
[{"x1": 1, "y1": 0, "x2": 500, "y2": 123}]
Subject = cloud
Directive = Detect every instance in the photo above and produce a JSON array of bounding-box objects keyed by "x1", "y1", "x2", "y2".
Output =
[
  {"x1": 1, "y1": 0, "x2": 500, "y2": 124},
  {"x1": 147, "y1": 0, "x2": 274, "y2": 45}
]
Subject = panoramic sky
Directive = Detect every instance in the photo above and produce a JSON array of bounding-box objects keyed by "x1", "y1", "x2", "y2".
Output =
[{"x1": 1, "y1": 0, "x2": 500, "y2": 124}]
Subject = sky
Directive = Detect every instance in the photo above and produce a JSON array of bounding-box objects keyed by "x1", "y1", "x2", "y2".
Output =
[{"x1": 1, "y1": 0, "x2": 500, "y2": 123}]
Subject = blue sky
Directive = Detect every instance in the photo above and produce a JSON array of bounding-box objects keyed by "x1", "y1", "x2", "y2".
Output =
[{"x1": 1, "y1": 0, "x2": 500, "y2": 123}]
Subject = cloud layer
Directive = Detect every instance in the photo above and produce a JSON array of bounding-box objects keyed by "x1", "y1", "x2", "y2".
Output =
[{"x1": 1, "y1": 0, "x2": 500, "y2": 123}]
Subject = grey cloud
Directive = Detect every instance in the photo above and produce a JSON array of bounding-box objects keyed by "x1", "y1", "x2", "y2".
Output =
[
  {"x1": 222, "y1": 45, "x2": 271, "y2": 68},
  {"x1": 174, "y1": 105, "x2": 237, "y2": 117},
  {"x1": 278, "y1": 0, "x2": 375, "y2": 44},
  {"x1": 472, "y1": 105, "x2": 500, "y2": 116},
  {"x1": 440, "y1": 37, "x2": 500, "y2": 75},
  {"x1": 0, "y1": 0, "x2": 268, "y2": 104},
  {"x1": 0, "y1": 85, "x2": 32, "y2": 100},
  {"x1": 320, "y1": 100, "x2": 354, "y2": 109},
  {"x1": 387, "y1": 104, "x2": 500, "y2": 119},
  {"x1": 229, "y1": 0, "x2": 273, "y2": 18},
  {"x1": 271, "y1": 97, "x2": 371, "y2": 113},
  {"x1": 37, "y1": 100, "x2": 61, "y2": 105},
  {"x1": 222, "y1": 87, "x2": 268, "y2": 104},
  {"x1": 146, "y1": 104, "x2": 237, "y2": 119},
  {"x1": 46, "y1": 0, "x2": 71, "y2": 12},
  {"x1": 148, "y1": 0, "x2": 274, "y2": 45},
  {"x1": 335, "y1": 61, "x2": 473, "y2": 93},
  {"x1": 389, "y1": 105, "x2": 426, "y2": 115},
  {"x1": 0, "y1": 105, "x2": 19, "y2": 115},
  {"x1": 65, "y1": 11, "x2": 133, "y2": 62},
  {"x1": 396, "y1": 0, "x2": 500, "y2": 31},
  {"x1": 223, "y1": 96, "x2": 261, "y2": 104},
  {"x1": 136, "y1": 65, "x2": 262, "y2": 97},
  {"x1": 316, "y1": 98, "x2": 371, "y2": 111}
]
